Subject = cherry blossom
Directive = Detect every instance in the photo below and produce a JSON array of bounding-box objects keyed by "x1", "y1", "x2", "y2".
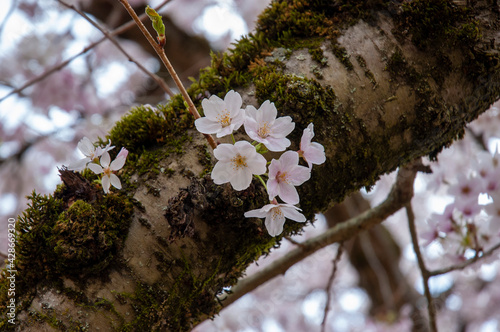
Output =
[
  {"x1": 88, "y1": 148, "x2": 128, "y2": 194},
  {"x1": 244, "y1": 202, "x2": 306, "y2": 237},
  {"x1": 244, "y1": 100, "x2": 295, "y2": 152},
  {"x1": 298, "y1": 123, "x2": 326, "y2": 168},
  {"x1": 194, "y1": 90, "x2": 245, "y2": 138},
  {"x1": 267, "y1": 151, "x2": 311, "y2": 204},
  {"x1": 68, "y1": 137, "x2": 114, "y2": 171},
  {"x1": 211, "y1": 141, "x2": 267, "y2": 190}
]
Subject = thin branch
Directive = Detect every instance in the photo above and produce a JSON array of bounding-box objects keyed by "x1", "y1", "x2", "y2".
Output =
[
  {"x1": 0, "y1": 0, "x2": 172, "y2": 104},
  {"x1": 406, "y1": 202, "x2": 437, "y2": 332},
  {"x1": 58, "y1": 0, "x2": 173, "y2": 98},
  {"x1": 321, "y1": 243, "x2": 343, "y2": 332},
  {"x1": 429, "y1": 241, "x2": 500, "y2": 277},
  {"x1": 118, "y1": 0, "x2": 218, "y2": 150},
  {"x1": 219, "y1": 160, "x2": 421, "y2": 308}
]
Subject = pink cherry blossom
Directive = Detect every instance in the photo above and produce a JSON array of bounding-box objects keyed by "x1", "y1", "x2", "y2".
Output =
[
  {"x1": 211, "y1": 141, "x2": 267, "y2": 191},
  {"x1": 88, "y1": 149, "x2": 128, "y2": 193},
  {"x1": 194, "y1": 90, "x2": 245, "y2": 138},
  {"x1": 298, "y1": 123, "x2": 326, "y2": 168},
  {"x1": 244, "y1": 202, "x2": 306, "y2": 236},
  {"x1": 243, "y1": 100, "x2": 295, "y2": 152},
  {"x1": 267, "y1": 151, "x2": 310, "y2": 204},
  {"x1": 68, "y1": 137, "x2": 114, "y2": 171}
]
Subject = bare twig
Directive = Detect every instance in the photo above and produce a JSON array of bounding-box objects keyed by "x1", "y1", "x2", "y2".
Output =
[
  {"x1": 219, "y1": 160, "x2": 421, "y2": 308},
  {"x1": 321, "y1": 244, "x2": 343, "y2": 332},
  {"x1": 406, "y1": 202, "x2": 437, "y2": 332},
  {"x1": 0, "y1": 0, "x2": 172, "y2": 104},
  {"x1": 429, "y1": 241, "x2": 500, "y2": 277},
  {"x1": 57, "y1": 0, "x2": 173, "y2": 98},
  {"x1": 118, "y1": 0, "x2": 218, "y2": 149}
]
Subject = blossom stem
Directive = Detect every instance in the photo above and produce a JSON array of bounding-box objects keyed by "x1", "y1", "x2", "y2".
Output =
[
  {"x1": 231, "y1": 133, "x2": 236, "y2": 144},
  {"x1": 118, "y1": 0, "x2": 217, "y2": 149},
  {"x1": 254, "y1": 174, "x2": 267, "y2": 190}
]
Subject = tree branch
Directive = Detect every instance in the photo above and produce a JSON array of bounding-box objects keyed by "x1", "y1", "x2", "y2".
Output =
[
  {"x1": 118, "y1": 0, "x2": 217, "y2": 149},
  {"x1": 0, "y1": 0, "x2": 172, "y2": 103},
  {"x1": 57, "y1": 0, "x2": 174, "y2": 98},
  {"x1": 407, "y1": 202, "x2": 437, "y2": 332},
  {"x1": 219, "y1": 160, "x2": 421, "y2": 308}
]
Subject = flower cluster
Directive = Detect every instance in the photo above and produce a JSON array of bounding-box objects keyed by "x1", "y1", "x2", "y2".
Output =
[
  {"x1": 68, "y1": 137, "x2": 128, "y2": 194},
  {"x1": 421, "y1": 147, "x2": 500, "y2": 261},
  {"x1": 195, "y1": 90, "x2": 326, "y2": 236}
]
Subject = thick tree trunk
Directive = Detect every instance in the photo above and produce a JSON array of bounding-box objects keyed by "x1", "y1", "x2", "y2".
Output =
[{"x1": 2, "y1": 1, "x2": 500, "y2": 331}]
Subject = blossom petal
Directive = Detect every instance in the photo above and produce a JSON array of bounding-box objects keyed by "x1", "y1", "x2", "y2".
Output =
[
  {"x1": 110, "y1": 173, "x2": 122, "y2": 189},
  {"x1": 110, "y1": 156, "x2": 126, "y2": 171},
  {"x1": 267, "y1": 178, "x2": 279, "y2": 201},
  {"x1": 244, "y1": 207, "x2": 268, "y2": 218},
  {"x1": 230, "y1": 168, "x2": 253, "y2": 191},
  {"x1": 281, "y1": 205, "x2": 306, "y2": 223},
  {"x1": 102, "y1": 175, "x2": 111, "y2": 193},
  {"x1": 246, "y1": 153, "x2": 267, "y2": 175},
  {"x1": 88, "y1": 163, "x2": 103, "y2": 174},
  {"x1": 266, "y1": 208, "x2": 286, "y2": 236},
  {"x1": 195, "y1": 117, "x2": 222, "y2": 135},
  {"x1": 68, "y1": 157, "x2": 90, "y2": 171},
  {"x1": 263, "y1": 136, "x2": 291, "y2": 152},
  {"x1": 278, "y1": 183, "x2": 300, "y2": 205},
  {"x1": 202, "y1": 96, "x2": 224, "y2": 120},
  {"x1": 211, "y1": 161, "x2": 231, "y2": 185},
  {"x1": 78, "y1": 137, "x2": 94, "y2": 156},
  {"x1": 224, "y1": 90, "x2": 242, "y2": 116},
  {"x1": 213, "y1": 144, "x2": 235, "y2": 161},
  {"x1": 280, "y1": 151, "x2": 299, "y2": 167},
  {"x1": 271, "y1": 116, "x2": 295, "y2": 138},
  {"x1": 287, "y1": 165, "x2": 311, "y2": 185},
  {"x1": 260, "y1": 100, "x2": 277, "y2": 124},
  {"x1": 100, "y1": 152, "x2": 111, "y2": 167}
]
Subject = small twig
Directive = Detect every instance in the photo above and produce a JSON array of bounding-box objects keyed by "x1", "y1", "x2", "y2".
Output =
[
  {"x1": 321, "y1": 243, "x2": 343, "y2": 332},
  {"x1": 406, "y1": 202, "x2": 437, "y2": 332},
  {"x1": 58, "y1": 0, "x2": 174, "y2": 98},
  {"x1": 118, "y1": 0, "x2": 217, "y2": 149},
  {"x1": 218, "y1": 160, "x2": 420, "y2": 307},
  {"x1": 429, "y1": 241, "x2": 500, "y2": 277},
  {"x1": 0, "y1": 0, "x2": 172, "y2": 104}
]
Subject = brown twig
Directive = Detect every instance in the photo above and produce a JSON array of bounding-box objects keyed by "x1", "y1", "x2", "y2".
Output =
[
  {"x1": 118, "y1": 0, "x2": 217, "y2": 149},
  {"x1": 0, "y1": 0, "x2": 172, "y2": 104},
  {"x1": 57, "y1": 0, "x2": 174, "y2": 98},
  {"x1": 429, "y1": 241, "x2": 500, "y2": 277},
  {"x1": 406, "y1": 202, "x2": 437, "y2": 332},
  {"x1": 219, "y1": 160, "x2": 420, "y2": 308},
  {"x1": 321, "y1": 243, "x2": 343, "y2": 332}
]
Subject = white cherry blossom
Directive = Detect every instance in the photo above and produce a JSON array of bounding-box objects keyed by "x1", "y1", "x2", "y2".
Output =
[
  {"x1": 68, "y1": 137, "x2": 114, "y2": 171},
  {"x1": 244, "y1": 100, "x2": 295, "y2": 152},
  {"x1": 88, "y1": 148, "x2": 128, "y2": 193},
  {"x1": 298, "y1": 123, "x2": 326, "y2": 168},
  {"x1": 267, "y1": 151, "x2": 310, "y2": 204},
  {"x1": 211, "y1": 141, "x2": 266, "y2": 190},
  {"x1": 244, "y1": 202, "x2": 306, "y2": 237},
  {"x1": 194, "y1": 90, "x2": 245, "y2": 138}
]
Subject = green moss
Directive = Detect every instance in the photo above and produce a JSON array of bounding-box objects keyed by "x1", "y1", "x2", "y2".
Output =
[
  {"x1": 396, "y1": 0, "x2": 480, "y2": 50},
  {"x1": 331, "y1": 43, "x2": 354, "y2": 70}
]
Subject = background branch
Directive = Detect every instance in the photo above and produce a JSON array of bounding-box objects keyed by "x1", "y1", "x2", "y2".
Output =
[{"x1": 219, "y1": 160, "x2": 421, "y2": 308}]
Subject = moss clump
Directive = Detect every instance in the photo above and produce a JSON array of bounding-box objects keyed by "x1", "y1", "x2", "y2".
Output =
[
  {"x1": 50, "y1": 196, "x2": 133, "y2": 275},
  {"x1": 0, "y1": 187, "x2": 134, "y2": 328},
  {"x1": 396, "y1": 0, "x2": 480, "y2": 50}
]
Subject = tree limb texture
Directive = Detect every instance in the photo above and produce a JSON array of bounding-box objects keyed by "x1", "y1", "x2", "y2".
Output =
[{"x1": 4, "y1": 1, "x2": 500, "y2": 331}]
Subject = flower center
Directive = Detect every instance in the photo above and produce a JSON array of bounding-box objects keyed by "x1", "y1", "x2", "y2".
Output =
[
  {"x1": 231, "y1": 154, "x2": 248, "y2": 170},
  {"x1": 218, "y1": 110, "x2": 231, "y2": 127},
  {"x1": 276, "y1": 171, "x2": 289, "y2": 184},
  {"x1": 257, "y1": 122, "x2": 271, "y2": 138},
  {"x1": 103, "y1": 166, "x2": 112, "y2": 177},
  {"x1": 272, "y1": 207, "x2": 283, "y2": 219}
]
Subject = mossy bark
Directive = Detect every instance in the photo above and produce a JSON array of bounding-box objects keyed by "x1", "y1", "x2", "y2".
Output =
[{"x1": 2, "y1": 1, "x2": 500, "y2": 331}]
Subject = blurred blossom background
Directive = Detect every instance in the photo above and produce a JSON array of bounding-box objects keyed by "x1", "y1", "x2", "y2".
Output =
[{"x1": 1, "y1": 1, "x2": 500, "y2": 331}]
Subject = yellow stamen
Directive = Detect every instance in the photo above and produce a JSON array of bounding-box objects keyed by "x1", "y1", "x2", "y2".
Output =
[
  {"x1": 231, "y1": 154, "x2": 248, "y2": 170},
  {"x1": 257, "y1": 122, "x2": 271, "y2": 138}
]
